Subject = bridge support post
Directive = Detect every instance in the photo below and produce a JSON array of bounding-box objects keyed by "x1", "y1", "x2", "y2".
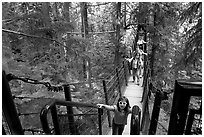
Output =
[
  {"x1": 51, "y1": 104, "x2": 61, "y2": 134},
  {"x1": 141, "y1": 68, "x2": 149, "y2": 103},
  {"x1": 167, "y1": 80, "x2": 199, "y2": 135},
  {"x1": 141, "y1": 76, "x2": 151, "y2": 134},
  {"x1": 2, "y1": 70, "x2": 24, "y2": 135},
  {"x1": 98, "y1": 108, "x2": 103, "y2": 135},
  {"x1": 123, "y1": 61, "x2": 128, "y2": 86},
  {"x1": 130, "y1": 105, "x2": 141, "y2": 135},
  {"x1": 148, "y1": 91, "x2": 162, "y2": 135},
  {"x1": 64, "y1": 85, "x2": 77, "y2": 134},
  {"x1": 102, "y1": 80, "x2": 112, "y2": 127},
  {"x1": 116, "y1": 68, "x2": 122, "y2": 97},
  {"x1": 2, "y1": 125, "x2": 6, "y2": 135}
]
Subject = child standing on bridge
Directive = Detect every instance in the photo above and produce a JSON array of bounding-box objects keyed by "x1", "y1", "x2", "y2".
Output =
[
  {"x1": 132, "y1": 53, "x2": 140, "y2": 84},
  {"x1": 134, "y1": 46, "x2": 148, "y2": 82},
  {"x1": 97, "y1": 96, "x2": 132, "y2": 135}
]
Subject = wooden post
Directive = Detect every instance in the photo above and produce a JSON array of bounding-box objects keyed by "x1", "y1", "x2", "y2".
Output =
[
  {"x1": 130, "y1": 105, "x2": 141, "y2": 135},
  {"x1": 168, "y1": 80, "x2": 182, "y2": 134},
  {"x1": 141, "y1": 98, "x2": 150, "y2": 134},
  {"x1": 142, "y1": 60, "x2": 147, "y2": 87},
  {"x1": 63, "y1": 85, "x2": 76, "y2": 134},
  {"x1": 141, "y1": 68, "x2": 150, "y2": 102},
  {"x1": 98, "y1": 108, "x2": 103, "y2": 135},
  {"x1": 148, "y1": 91, "x2": 162, "y2": 135},
  {"x1": 114, "y1": 2, "x2": 121, "y2": 66},
  {"x1": 51, "y1": 104, "x2": 61, "y2": 134},
  {"x1": 123, "y1": 61, "x2": 128, "y2": 86},
  {"x1": 168, "y1": 80, "x2": 191, "y2": 135},
  {"x1": 2, "y1": 125, "x2": 6, "y2": 135},
  {"x1": 116, "y1": 68, "x2": 122, "y2": 97},
  {"x1": 102, "y1": 80, "x2": 111, "y2": 127},
  {"x1": 184, "y1": 109, "x2": 195, "y2": 135},
  {"x1": 2, "y1": 70, "x2": 24, "y2": 135},
  {"x1": 81, "y1": 2, "x2": 89, "y2": 80},
  {"x1": 141, "y1": 78, "x2": 150, "y2": 133}
]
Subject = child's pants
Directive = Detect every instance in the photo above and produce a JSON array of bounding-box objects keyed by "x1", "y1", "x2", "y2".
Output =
[
  {"x1": 132, "y1": 68, "x2": 139, "y2": 83},
  {"x1": 112, "y1": 120, "x2": 125, "y2": 135}
]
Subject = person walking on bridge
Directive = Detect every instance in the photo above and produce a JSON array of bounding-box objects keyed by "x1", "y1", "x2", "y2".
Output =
[
  {"x1": 137, "y1": 36, "x2": 147, "y2": 51},
  {"x1": 97, "y1": 96, "x2": 132, "y2": 135},
  {"x1": 132, "y1": 53, "x2": 140, "y2": 85},
  {"x1": 135, "y1": 46, "x2": 147, "y2": 80}
]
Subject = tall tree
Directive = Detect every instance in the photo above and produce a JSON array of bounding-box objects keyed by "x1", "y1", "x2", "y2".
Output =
[
  {"x1": 114, "y1": 2, "x2": 121, "y2": 66},
  {"x1": 64, "y1": 2, "x2": 71, "y2": 22},
  {"x1": 146, "y1": 3, "x2": 181, "y2": 83},
  {"x1": 123, "y1": 2, "x2": 127, "y2": 28},
  {"x1": 80, "y1": 2, "x2": 92, "y2": 86},
  {"x1": 177, "y1": 2, "x2": 202, "y2": 78},
  {"x1": 150, "y1": 3, "x2": 157, "y2": 77}
]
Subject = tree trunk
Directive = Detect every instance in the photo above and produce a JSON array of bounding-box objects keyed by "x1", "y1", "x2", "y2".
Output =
[
  {"x1": 41, "y1": 2, "x2": 51, "y2": 27},
  {"x1": 123, "y1": 2, "x2": 126, "y2": 28},
  {"x1": 138, "y1": 3, "x2": 149, "y2": 86},
  {"x1": 64, "y1": 2, "x2": 71, "y2": 58},
  {"x1": 81, "y1": 2, "x2": 88, "y2": 80},
  {"x1": 63, "y1": 2, "x2": 71, "y2": 78},
  {"x1": 52, "y1": 3, "x2": 59, "y2": 21},
  {"x1": 80, "y1": 2, "x2": 91, "y2": 87},
  {"x1": 114, "y1": 2, "x2": 121, "y2": 67},
  {"x1": 150, "y1": 4, "x2": 157, "y2": 77},
  {"x1": 64, "y1": 2, "x2": 71, "y2": 22}
]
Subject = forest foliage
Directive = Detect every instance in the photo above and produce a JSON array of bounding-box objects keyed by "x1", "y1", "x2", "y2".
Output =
[
  {"x1": 2, "y1": 2, "x2": 202, "y2": 134},
  {"x1": 2, "y1": 2, "x2": 202, "y2": 88}
]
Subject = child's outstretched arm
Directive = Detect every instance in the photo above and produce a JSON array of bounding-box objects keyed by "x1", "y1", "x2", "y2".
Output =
[
  {"x1": 142, "y1": 40, "x2": 147, "y2": 44},
  {"x1": 127, "y1": 57, "x2": 134, "y2": 62},
  {"x1": 140, "y1": 50, "x2": 147, "y2": 56},
  {"x1": 97, "y1": 104, "x2": 115, "y2": 111},
  {"x1": 143, "y1": 52, "x2": 147, "y2": 56}
]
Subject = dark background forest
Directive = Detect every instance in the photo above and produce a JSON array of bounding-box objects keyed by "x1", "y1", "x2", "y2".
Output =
[{"x1": 2, "y1": 2, "x2": 202, "y2": 134}]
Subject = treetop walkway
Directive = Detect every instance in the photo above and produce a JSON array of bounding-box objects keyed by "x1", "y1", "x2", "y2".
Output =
[
  {"x1": 2, "y1": 24, "x2": 202, "y2": 135},
  {"x1": 2, "y1": 57, "x2": 202, "y2": 135},
  {"x1": 107, "y1": 75, "x2": 144, "y2": 135}
]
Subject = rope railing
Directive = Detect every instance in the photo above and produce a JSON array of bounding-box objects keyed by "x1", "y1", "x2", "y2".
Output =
[
  {"x1": 13, "y1": 96, "x2": 55, "y2": 100},
  {"x1": 6, "y1": 73, "x2": 62, "y2": 92}
]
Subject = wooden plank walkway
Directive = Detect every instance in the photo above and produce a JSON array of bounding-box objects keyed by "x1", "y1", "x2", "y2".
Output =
[{"x1": 107, "y1": 75, "x2": 144, "y2": 135}]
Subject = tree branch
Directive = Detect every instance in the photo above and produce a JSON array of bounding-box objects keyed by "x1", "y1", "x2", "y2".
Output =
[
  {"x1": 66, "y1": 31, "x2": 116, "y2": 34},
  {"x1": 2, "y1": 29, "x2": 64, "y2": 47},
  {"x1": 2, "y1": 29, "x2": 90, "y2": 59},
  {"x1": 88, "y1": 2, "x2": 110, "y2": 7}
]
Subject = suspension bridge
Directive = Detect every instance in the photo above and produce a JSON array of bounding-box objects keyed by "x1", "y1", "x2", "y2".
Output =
[
  {"x1": 107, "y1": 75, "x2": 144, "y2": 135},
  {"x1": 3, "y1": 60, "x2": 202, "y2": 135},
  {"x1": 2, "y1": 24, "x2": 202, "y2": 135}
]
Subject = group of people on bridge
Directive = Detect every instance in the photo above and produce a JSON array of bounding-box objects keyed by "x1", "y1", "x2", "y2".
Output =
[
  {"x1": 96, "y1": 32, "x2": 147, "y2": 135},
  {"x1": 126, "y1": 36, "x2": 147, "y2": 85}
]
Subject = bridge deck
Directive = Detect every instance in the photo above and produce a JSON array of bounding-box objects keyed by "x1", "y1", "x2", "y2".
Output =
[{"x1": 107, "y1": 75, "x2": 144, "y2": 135}]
